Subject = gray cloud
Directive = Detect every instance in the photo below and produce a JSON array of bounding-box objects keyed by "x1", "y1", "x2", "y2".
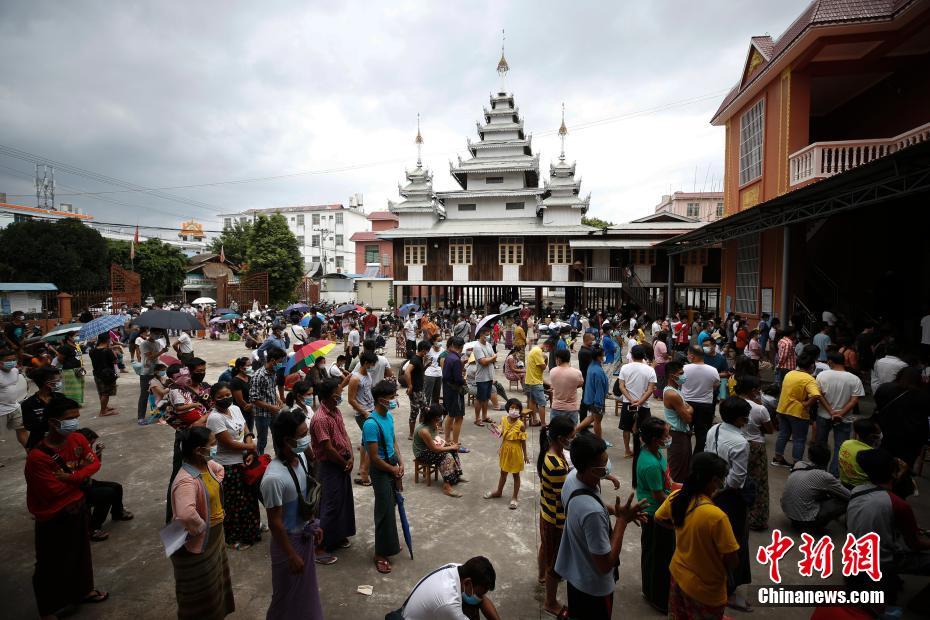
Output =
[{"x1": 0, "y1": 0, "x2": 810, "y2": 235}]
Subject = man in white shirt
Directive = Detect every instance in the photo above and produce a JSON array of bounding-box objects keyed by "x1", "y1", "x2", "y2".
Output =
[
  {"x1": 0, "y1": 350, "x2": 27, "y2": 443},
  {"x1": 871, "y1": 342, "x2": 908, "y2": 393},
  {"x1": 403, "y1": 316, "x2": 417, "y2": 360},
  {"x1": 347, "y1": 324, "x2": 361, "y2": 362},
  {"x1": 403, "y1": 557, "x2": 500, "y2": 620},
  {"x1": 616, "y1": 345, "x2": 657, "y2": 458},
  {"x1": 172, "y1": 329, "x2": 195, "y2": 364},
  {"x1": 681, "y1": 344, "x2": 721, "y2": 453},
  {"x1": 286, "y1": 317, "x2": 308, "y2": 350},
  {"x1": 816, "y1": 352, "x2": 865, "y2": 477}
]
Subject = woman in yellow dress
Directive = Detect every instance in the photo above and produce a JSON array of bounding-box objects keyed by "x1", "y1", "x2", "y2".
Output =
[{"x1": 483, "y1": 399, "x2": 529, "y2": 509}]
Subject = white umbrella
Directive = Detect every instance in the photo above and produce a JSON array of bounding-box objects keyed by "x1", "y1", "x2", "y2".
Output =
[{"x1": 192, "y1": 297, "x2": 216, "y2": 305}]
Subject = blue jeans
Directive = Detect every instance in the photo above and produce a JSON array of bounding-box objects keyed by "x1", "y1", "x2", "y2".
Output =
[
  {"x1": 550, "y1": 409, "x2": 579, "y2": 426},
  {"x1": 254, "y1": 415, "x2": 271, "y2": 455},
  {"x1": 815, "y1": 418, "x2": 852, "y2": 477},
  {"x1": 775, "y1": 367, "x2": 790, "y2": 386},
  {"x1": 775, "y1": 413, "x2": 810, "y2": 462}
]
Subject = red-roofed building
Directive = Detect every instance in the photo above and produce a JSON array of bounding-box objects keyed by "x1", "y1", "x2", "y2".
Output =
[
  {"x1": 350, "y1": 210, "x2": 398, "y2": 276},
  {"x1": 663, "y1": 0, "x2": 930, "y2": 334}
]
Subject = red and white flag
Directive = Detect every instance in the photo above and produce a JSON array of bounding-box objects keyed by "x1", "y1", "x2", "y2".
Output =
[{"x1": 219, "y1": 244, "x2": 226, "y2": 263}]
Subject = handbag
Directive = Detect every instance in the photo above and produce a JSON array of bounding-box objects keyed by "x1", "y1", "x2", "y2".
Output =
[{"x1": 285, "y1": 453, "x2": 321, "y2": 521}]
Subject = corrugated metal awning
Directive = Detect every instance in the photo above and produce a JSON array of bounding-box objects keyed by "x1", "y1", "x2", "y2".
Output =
[
  {"x1": 569, "y1": 239, "x2": 656, "y2": 249},
  {"x1": 0, "y1": 282, "x2": 58, "y2": 292}
]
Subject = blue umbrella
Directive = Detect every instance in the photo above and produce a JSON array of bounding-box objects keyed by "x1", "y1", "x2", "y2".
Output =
[
  {"x1": 299, "y1": 312, "x2": 327, "y2": 328},
  {"x1": 285, "y1": 303, "x2": 310, "y2": 314},
  {"x1": 398, "y1": 303, "x2": 419, "y2": 318},
  {"x1": 221, "y1": 313, "x2": 241, "y2": 320},
  {"x1": 77, "y1": 314, "x2": 127, "y2": 342},
  {"x1": 394, "y1": 489, "x2": 413, "y2": 559}
]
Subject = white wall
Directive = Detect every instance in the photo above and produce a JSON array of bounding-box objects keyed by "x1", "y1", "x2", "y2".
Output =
[
  {"x1": 540, "y1": 207, "x2": 582, "y2": 226},
  {"x1": 442, "y1": 195, "x2": 535, "y2": 220},
  {"x1": 396, "y1": 212, "x2": 436, "y2": 229},
  {"x1": 0, "y1": 292, "x2": 45, "y2": 314},
  {"x1": 465, "y1": 170, "x2": 525, "y2": 191}
]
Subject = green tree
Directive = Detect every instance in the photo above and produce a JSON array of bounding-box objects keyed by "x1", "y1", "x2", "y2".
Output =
[
  {"x1": 582, "y1": 216, "x2": 614, "y2": 229},
  {"x1": 0, "y1": 218, "x2": 109, "y2": 290},
  {"x1": 108, "y1": 238, "x2": 187, "y2": 299},
  {"x1": 246, "y1": 214, "x2": 302, "y2": 306},
  {"x1": 209, "y1": 219, "x2": 253, "y2": 263}
]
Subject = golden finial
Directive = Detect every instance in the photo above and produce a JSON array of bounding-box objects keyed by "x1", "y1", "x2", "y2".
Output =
[
  {"x1": 415, "y1": 113, "x2": 423, "y2": 166},
  {"x1": 559, "y1": 102, "x2": 568, "y2": 161}
]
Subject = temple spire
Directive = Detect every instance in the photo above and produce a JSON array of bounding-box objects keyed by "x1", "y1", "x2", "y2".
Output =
[
  {"x1": 415, "y1": 113, "x2": 423, "y2": 167},
  {"x1": 496, "y1": 29, "x2": 509, "y2": 93},
  {"x1": 558, "y1": 102, "x2": 568, "y2": 161}
]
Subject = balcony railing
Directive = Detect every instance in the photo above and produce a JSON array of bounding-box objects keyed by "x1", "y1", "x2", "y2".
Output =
[
  {"x1": 584, "y1": 266, "x2": 623, "y2": 282},
  {"x1": 789, "y1": 121, "x2": 930, "y2": 186}
]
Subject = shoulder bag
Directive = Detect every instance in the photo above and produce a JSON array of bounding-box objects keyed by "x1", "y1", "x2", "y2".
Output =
[
  {"x1": 285, "y1": 453, "x2": 321, "y2": 521},
  {"x1": 385, "y1": 564, "x2": 455, "y2": 620}
]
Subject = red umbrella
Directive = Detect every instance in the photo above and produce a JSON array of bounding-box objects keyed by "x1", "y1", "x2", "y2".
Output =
[{"x1": 285, "y1": 340, "x2": 336, "y2": 374}]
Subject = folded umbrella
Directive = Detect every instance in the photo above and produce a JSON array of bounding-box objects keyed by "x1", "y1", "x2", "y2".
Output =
[
  {"x1": 42, "y1": 323, "x2": 84, "y2": 342},
  {"x1": 133, "y1": 310, "x2": 202, "y2": 332},
  {"x1": 395, "y1": 489, "x2": 413, "y2": 559},
  {"x1": 285, "y1": 340, "x2": 336, "y2": 374},
  {"x1": 77, "y1": 314, "x2": 128, "y2": 342}
]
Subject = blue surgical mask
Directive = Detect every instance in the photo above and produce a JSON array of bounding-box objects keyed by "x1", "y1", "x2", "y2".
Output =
[
  {"x1": 386, "y1": 399, "x2": 398, "y2": 410},
  {"x1": 274, "y1": 362, "x2": 285, "y2": 371},
  {"x1": 462, "y1": 586, "x2": 483, "y2": 606},
  {"x1": 157, "y1": 371, "x2": 167, "y2": 378},
  {"x1": 50, "y1": 380, "x2": 63, "y2": 392},
  {"x1": 56, "y1": 418, "x2": 80, "y2": 435},
  {"x1": 304, "y1": 397, "x2": 314, "y2": 406},
  {"x1": 2, "y1": 360, "x2": 16, "y2": 370},
  {"x1": 209, "y1": 445, "x2": 218, "y2": 460},
  {"x1": 677, "y1": 374, "x2": 687, "y2": 386},
  {"x1": 334, "y1": 396, "x2": 343, "y2": 405},
  {"x1": 293, "y1": 435, "x2": 311, "y2": 453},
  {"x1": 662, "y1": 437, "x2": 673, "y2": 449}
]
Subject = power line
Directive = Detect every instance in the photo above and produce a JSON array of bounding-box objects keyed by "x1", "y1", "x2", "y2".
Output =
[{"x1": 0, "y1": 88, "x2": 729, "y2": 201}]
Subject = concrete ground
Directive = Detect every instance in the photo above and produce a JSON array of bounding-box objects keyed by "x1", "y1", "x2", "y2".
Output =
[{"x1": 0, "y1": 336, "x2": 927, "y2": 619}]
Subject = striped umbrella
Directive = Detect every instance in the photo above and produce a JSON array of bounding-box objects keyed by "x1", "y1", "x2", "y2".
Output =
[
  {"x1": 299, "y1": 312, "x2": 327, "y2": 328},
  {"x1": 285, "y1": 340, "x2": 336, "y2": 374},
  {"x1": 78, "y1": 314, "x2": 128, "y2": 342}
]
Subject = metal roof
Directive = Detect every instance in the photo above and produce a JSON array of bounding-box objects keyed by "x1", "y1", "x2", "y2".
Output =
[
  {"x1": 378, "y1": 218, "x2": 595, "y2": 239},
  {"x1": 0, "y1": 283, "x2": 59, "y2": 292}
]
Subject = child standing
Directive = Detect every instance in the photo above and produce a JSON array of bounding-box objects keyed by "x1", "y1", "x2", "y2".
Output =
[{"x1": 483, "y1": 398, "x2": 529, "y2": 509}]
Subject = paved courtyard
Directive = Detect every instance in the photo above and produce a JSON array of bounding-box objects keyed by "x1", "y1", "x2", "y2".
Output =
[{"x1": 0, "y1": 336, "x2": 926, "y2": 619}]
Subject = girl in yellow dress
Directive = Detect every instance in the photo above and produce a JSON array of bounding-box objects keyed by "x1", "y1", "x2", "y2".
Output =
[{"x1": 483, "y1": 399, "x2": 529, "y2": 509}]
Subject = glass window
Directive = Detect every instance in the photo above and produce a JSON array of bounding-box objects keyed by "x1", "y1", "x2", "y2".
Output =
[
  {"x1": 631, "y1": 249, "x2": 656, "y2": 265},
  {"x1": 404, "y1": 238, "x2": 427, "y2": 265},
  {"x1": 335, "y1": 256, "x2": 344, "y2": 269},
  {"x1": 295, "y1": 236, "x2": 304, "y2": 246},
  {"x1": 223, "y1": 218, "x2": 232, "y2": 229},
  {"x1": 449, "y1": 238, "x2": 473, "y2": 265},
  {"x1": 312, "y1": 235, "x2": 320, "y2": 247},
  {"x1": 734, "y1": 234, "x2": 760, "y2": 315},
  {"x1": 312, "y1": 213, "x2": 320, "y2": 226},
  {"x1": 547, "y1": 239, "x2": 571, "y2": 265},
  {"x1": 505, "y1": 202, "x2": 524, "y2": 210},
  {"x1": 458, "y1": 203, "x2": 477, "y2": 212},
  {"x1": 240, "y1": 217, "x2": 248, "y2": 224},
  {"x1": 499, "y1": 237, "x2": 524, "y2": 265},
  {"x1": 681, "y1": 249, "x2": 708, "y2": 266},
  {"x1": 686, "y1": 202, "x2": 700, "y2": 218},
  {"x1": 365, "y1": 245, "x2": 380, "y2": 264},
  {"x1": 13, "y1": 214, "x2": 32, "y2": 223},
  {"x1": 739, "y1": 99, "x2": 765, "y2": 185},
  {"x1": 716, "y1": 202, "x2": 724, "y2": 218},
  {"x1": 335, "y1": 234, "x2": 344, "y2": 247},
  {"x1": 486, "y1": 177, "x2": 504, "y2": 184},
  {"x1": 296, "y1": 214, "x2": 304, "y2": 226},
  {"x1": 335, "y1": 213, "x2": 343, "y2": 225}
]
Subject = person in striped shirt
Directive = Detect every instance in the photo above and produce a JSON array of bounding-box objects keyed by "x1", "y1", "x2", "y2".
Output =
[
  {"x1": 536, "y1": 416, "x2": 575, "y2": 617},
  {"x1": 775, "y1": 326, "x2": 798, "y2": 385}
]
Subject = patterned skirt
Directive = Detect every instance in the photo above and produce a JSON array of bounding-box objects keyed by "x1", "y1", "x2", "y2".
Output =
[
  {"x1": 415, "y1": 449, "x2": 463, "y2": 484},
  {"x1": 668, "y1": 575, "x2": 725, "y2": 620},
  {"x1": 221, "y1": 463, "x2": 261, "y2": 545},
  {"x1": 62, "y1": 369, "x2": 85, "y2": 405},
  {"x1": 171, "y1": 525, "x2": 235, "y2": 620},
  {"x1": 747, "y1": 440, "x2": 770, "y2": 530}
]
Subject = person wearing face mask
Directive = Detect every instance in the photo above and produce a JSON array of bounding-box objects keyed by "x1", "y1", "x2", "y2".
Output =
[
  {"x1": 555, "y1": 432, "x2": 647, "y2": 620},
  {"x1": 400, "y1": 556, "x2": 501, "y2": 620},
  {"x1": 734, "y1": 376, "x2": 774, "y2": 532},
  {"x1": 206, "y1": 382, "x2": 260, "y2": 551},
  {"x1": 655, "y1": 452, "x2": 738, "y2": 619},
  {"x1": 413, "y1": 403, "x2": 464, "y2": 499},
  {"x1": 536, "y1": 415, "x2": 575, "y2": 617},
  {"x1": 483, "y1": 398, "x2": 528, "y2": 510},
  {"x1": 1, "y1": 348, "x2": 27, "y2": 448},
  {"x1": 25, "y1": 396, "x2": 110, "y2": 617},
  {"x1": 636, "y1": 417, "x2": 677, "y2": 614},
  {"x1": 362, "y1": 380, "x2": 405, "y2": 574},
  {"x1": 837, "y1": 418, "x2": 882, "y2": 489},
  {"x1": 261, "y1": 407, "x2": 325, "y2": 618},
  {"x1": 53, "y1": 332, "x2": 85, "y2": 405},
  {"x1": 662, "y1": 361, "x2": 693, "y2": 483},
  {"x1": 423, "y1": 336, "x2": 444, "y2": 406},
  {"x1": 348, "y1": 351, "x2": 378, "y2": 485},
  {"x1": 227, "y1": 357, "x2": 254, "y2": 432},
  {"x1": 248, "y1": 346, "x2": 287, "y2": 455},
  {"x1": 285, "y1": 380, "x2": 314, "y2": 420},
  {"x1": 19, "y1": 365, "x2": 62, "y2": 450},
  {"x1": 138, "y1": 329, "x2": 169, "y2": 423},
  {"x1": 310, "y1": 377, "x2": 356, "y2": 561},
  {"x1": 145, "y1": 363, "x2": 171, "y2": 424},
  {"x1": 780, "y1": 442, "x2": 850, "y2": 533},
  {"x1": 681, "y1": 345, "x2": 720, "y2": 454},
  {"x1": 704, "y1": 397, "x2": 753, "y2": 612},
  {"x1": 168, "y1": 426, "x2": 235, "y2": 620}
]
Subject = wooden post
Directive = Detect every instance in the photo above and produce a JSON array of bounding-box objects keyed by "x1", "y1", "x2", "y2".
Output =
[{"x1": 57, "y1": 293, "x2": 73, "y2": 323}]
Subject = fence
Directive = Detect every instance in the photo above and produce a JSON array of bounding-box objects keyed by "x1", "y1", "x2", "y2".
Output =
[
  {"x1": 111, "y1": 263, "x2": 141, "y2": 309},
  {"x1": 293, "y1": 277, "x2": 320, "y2": 304},
  {"x1": 214, "y1": 272, "x2": 269, "y2": 309}
]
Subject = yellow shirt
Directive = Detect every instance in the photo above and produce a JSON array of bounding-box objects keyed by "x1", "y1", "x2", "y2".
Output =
[
  {"x1": 655, "y1": 491, "x2": 739, "y2": 607},
  {"x1": 203, "y1": 471, "x2": 225, "y2": 526},
  {"x1": 525, "y1": 346, "x2": 546, "y2": 386},
  {"x1": 513, "y1": 325, "x2": 526, "y2": 348},
  {"x1": 776, "y1": 369, "x2": 821, "y2": 419}
]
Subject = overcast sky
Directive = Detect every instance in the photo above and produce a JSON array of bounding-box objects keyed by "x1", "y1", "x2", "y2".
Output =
[{"x1": 0, "y1": 0, "x2": 811, "y2": 239}]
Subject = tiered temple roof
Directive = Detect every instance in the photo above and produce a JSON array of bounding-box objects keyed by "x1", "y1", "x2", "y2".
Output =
[
  {"x1": 387, "y1": 117, "x2": 445, "y2": 218},
  {"x1": 537, "y1": 104, "x2": 590, "y2": 215}
]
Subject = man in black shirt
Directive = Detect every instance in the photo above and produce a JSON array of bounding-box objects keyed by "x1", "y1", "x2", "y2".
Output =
[
  {"x1": 577, "y1": 332, "x2": 594, "y2": 420},
  {"x1": 307, "y1": 307, "x2": 324, "y2": 340},
  {"x1": 20, "y1": 366, "x2": 62, "y2": 449},
  {"x1": 89, "y1": 333, "x2": 119, "y2": 418},
  {"x1": 3, "y1": 311, "x2": 27, "y2": 351},
  {"x1": 405, "y1": 340, "x2": 428, "y2": 440}
]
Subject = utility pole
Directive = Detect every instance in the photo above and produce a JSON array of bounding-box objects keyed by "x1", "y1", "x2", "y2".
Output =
[
  {"x1": 34, "y1": 164, "x2": 56, "y2": 209},
  {"x1": 314, "y1": 226, "x2": 333, "y2": 273}
]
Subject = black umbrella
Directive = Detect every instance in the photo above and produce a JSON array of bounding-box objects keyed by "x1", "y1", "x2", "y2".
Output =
[{"x1": 132, "y1": 310, "x2": 202, "y2": 331}]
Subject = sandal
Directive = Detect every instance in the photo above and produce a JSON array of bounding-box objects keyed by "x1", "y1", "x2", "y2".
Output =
[
  {"x1": 339, "y1": 540, "x2": 352, "y2": 549},
  {"x1": 113, "y1": 510, "x2": 134, "y2": 521},
  {"x1": 81, "y1": 589, "x2": 109, "y2": 604},
  {"x1": 90, "y1": 530, "x2": 110, "y2": 542},
  {"x1": 354, "y1": 477, "x2": 372, "y2": 487},
  {"x1": 483, "y1": 491, "x2": 501, "y2": 499},
  {"x1": 375, "y1": 559, "x2": 392, "y2": 574},
  {"x1": 457, "y1": 446, "x2": 470, "y2": 453},
  {"x1": 444, "y1": 490, "x2": 463, "y2": 498},
  {"x1": 315, "y1": 554, "x2": 338, "y2": 565},
  {"x1": 509, "y1": 500, "x2": 519, "y2": 510},
  {"x1": 473, "y1": 420, "x2": 485, "y2": 427}
]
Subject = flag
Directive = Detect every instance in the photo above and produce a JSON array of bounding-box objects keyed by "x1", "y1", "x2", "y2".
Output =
[
  {"x1": 219, "y1": 244, "x2": 226, "y2": 263},
  {"x1": 131, "y1": 225, "x2": 139, "y2": 261}
]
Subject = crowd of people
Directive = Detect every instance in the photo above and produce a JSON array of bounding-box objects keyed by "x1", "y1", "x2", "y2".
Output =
[{"x1": 1, "y1": 298, "x2": 929, "y2": 619}]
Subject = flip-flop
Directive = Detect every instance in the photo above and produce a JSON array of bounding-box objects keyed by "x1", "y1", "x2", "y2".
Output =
[
  {"x1": 375, "y1": 559, "x2": 392, "y2": 574},
  {"x1": 457, "y1": 446, "x2": 470, "y2": 453},
  {"x1": 315, "y1": 554, "x2": 338, "y2": 565},
  {"x1": 354, "y1": 477, "x2": 372, "y2": 486},
  {"x1": 509, "y1": 500, "x2": 519, "y2": 510},
  {"x1": 339, "y1": 540, "x2": 352, "y2": 549},
  {"x1": 81, "y1": 589, "x2": 109, "y2": 604},
  {"x1": 113, "y1": 510, "x2": 134, "y2": 521},
  {"x1": 90, "y1": 530, "x2": 109, "y2": 542},
  {"x1": 483, "y1": 491, "x2": 500, "y2": 499},
  {"x1": 542, "y1": 607, "x2": 568, "y2": 618},
  {"x1": 444, "y1": 490, "x2": 463, "y2": 498},
  {"x1": 473, "y1": 421, "x2": 485, "y2": 427}
]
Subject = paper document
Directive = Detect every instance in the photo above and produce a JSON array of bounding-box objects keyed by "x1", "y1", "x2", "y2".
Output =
[{"x1": 160, "y1": 520, "x2": 189, "y2": 557}]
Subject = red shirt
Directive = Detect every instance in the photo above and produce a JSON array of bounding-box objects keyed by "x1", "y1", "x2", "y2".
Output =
[
  {"x1": 362, "y1": 314, "x2": 378, "y2": 331},
  {"x1": 677, "y1": 323, "x2": 690, "y2": 344},
  {"x1": 309, "y1": 402, "x2": 353, "y2": 463},
  {"x1": 25, "y1": 432, "x2": 100, "y2": 521}
]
